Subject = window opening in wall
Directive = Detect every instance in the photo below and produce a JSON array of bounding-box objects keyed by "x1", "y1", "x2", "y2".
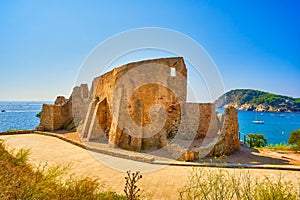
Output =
[{"x1": 170, "y1": 67, "x2": 176, "y2": 77}]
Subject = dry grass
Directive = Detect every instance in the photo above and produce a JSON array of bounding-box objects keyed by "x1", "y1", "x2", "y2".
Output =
[
  {"x1": 0, "y1": 140, "x2": 125, "y2": 200},
  {"x1": 178, "y1": 167, "x2": 299, "y2": 200},
  {"x1": 267, "y1": 143, "x2": 292, "y2": 151}
]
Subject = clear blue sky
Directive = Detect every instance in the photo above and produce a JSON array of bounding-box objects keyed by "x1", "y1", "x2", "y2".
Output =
[{"x1": 0, "y1": 0, "x2": 299, "y2": 101}]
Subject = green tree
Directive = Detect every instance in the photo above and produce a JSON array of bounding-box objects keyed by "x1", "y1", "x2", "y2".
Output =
[
  {"x1": 36, "y1": 111, "x2": 41, "y2": 118},
  {"x1": 288, "y1": 129, "x2": 300, "y2": 152},
  {"x1": 246, "y1": 134, "x2": 267, "y2": 148}
]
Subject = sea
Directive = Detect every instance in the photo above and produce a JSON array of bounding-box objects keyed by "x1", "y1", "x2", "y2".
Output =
[
  {"x1": 0, "y1": 101, "x2": 299, "y2": 145},
  {"x1": 217, "y1": 108, "x2": 300, "y2": 145},
  {"x1": 0, "y1": 101, "x2": 51, "y2": 132}
]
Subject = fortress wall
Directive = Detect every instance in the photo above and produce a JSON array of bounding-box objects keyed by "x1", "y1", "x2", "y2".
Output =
[
  {"x1": 91, "y1": 57, "x2": 188, "y2": 150},
  {"x1": 210, "y1": 106, "x2": 240, "y2": 156},
  {"x1": 197, "y1": 103, "x2": 216, "y2": 138},
  {"x1": 96, "y1": 98, "x2": 111, "y2": 139},
  {"x1": 127, "y1": 83, "x2": 182, "y2": 150},
  {"x1": 71, "y1": 84, "x2": 90, "y2": 125},
  {"x1": 60, "y1": 99, "x2": 73, "y2": 127},
  {"x1": 40, "y1": 105, "x2": 63, "y2": 131},
  {"x1": 37, "y1": 57, "x2": 240, "y2": 161},
  {"x1": 93, "y1": 57, "x2": 187, "y2": 101},
  {"x1": 222, "y1": 106, "x2": 240, "y2": 154},
  {"x1": 94, "y1": 72, "x2": 115, "y2": 103},
  {"x1": 178, "y1": 103, "x2": 220, "y2": 141},
  {"x1": 39, "y1": 97, "x2": 73, "y2": 131},
  {"x1": 52, "y1": 106, "x2": 64, "y2": 131},
  {"x1": 39, "y1": 104, "x2": 56, "y2": 131}
]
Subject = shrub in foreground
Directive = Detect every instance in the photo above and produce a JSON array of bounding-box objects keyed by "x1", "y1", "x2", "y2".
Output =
[
  {"x1": 124, "y1": 171, "x2": 143, "y2": 200},
  {"x1": 0, "y1": 141, "x2": 125, "y2": 200},
  {"x1": 288, "y1": 129, "x2": 300, "y2": 152},
  {"x1": 178, "y1": 167, "x2": 299, "y2": 200},
  {"x1": 246, "y1": 134, "x2": 267, "y2": 148}
]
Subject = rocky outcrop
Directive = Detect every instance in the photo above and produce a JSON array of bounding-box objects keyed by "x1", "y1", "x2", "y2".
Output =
[
  {"x1": 216, "y1": 89, "x2": 300, "y2": 112},
  {"x1": 38, "y1": 57, "x2": 240, "y2": 161},
  {"x1": 225, "y1": 103, "x2": 289, "y2": 112}
]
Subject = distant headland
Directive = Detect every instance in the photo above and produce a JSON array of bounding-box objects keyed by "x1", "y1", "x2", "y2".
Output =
[{"x1": 215, "y1": 89, "x2": 300, "y2": 112}]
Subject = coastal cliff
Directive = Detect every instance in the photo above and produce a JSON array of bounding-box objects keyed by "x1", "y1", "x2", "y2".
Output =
[{"x1": 215, "y1": 89, "x2": 300, "y2": 112}]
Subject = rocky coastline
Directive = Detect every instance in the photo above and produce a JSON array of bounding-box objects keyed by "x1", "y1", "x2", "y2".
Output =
[
  {"x1": 215, "y1": 89, "x2": 300, "y2": 113},
  {"x1": 222, "y1": 103, "x2": 293, "y2": 112}
]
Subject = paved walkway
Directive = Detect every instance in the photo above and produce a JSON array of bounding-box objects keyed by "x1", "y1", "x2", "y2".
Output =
[{"x1": 1, "y1": 134, "x2": 300, "y2": 199}]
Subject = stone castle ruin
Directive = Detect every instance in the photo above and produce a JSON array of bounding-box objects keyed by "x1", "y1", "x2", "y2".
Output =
[{"x1": 38, "y1": 57, "x2": 240, "y2": 161}]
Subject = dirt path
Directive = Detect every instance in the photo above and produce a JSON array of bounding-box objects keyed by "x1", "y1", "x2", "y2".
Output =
[{"x1": 1, "y1": 134, "x2": 300, "y2": 200}]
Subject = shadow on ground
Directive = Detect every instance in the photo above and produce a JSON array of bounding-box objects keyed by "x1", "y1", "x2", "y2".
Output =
[{"x1": 201, "y1": 143, "x2": 291, "y2": 165}]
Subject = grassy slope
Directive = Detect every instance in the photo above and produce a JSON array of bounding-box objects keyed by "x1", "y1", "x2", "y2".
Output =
[{"x1": 0, "y1": 141, "x2": 125, "y2": 200}]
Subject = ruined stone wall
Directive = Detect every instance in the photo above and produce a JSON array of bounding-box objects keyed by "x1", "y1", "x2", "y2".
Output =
[
  {"x1": 39, "y1": 104, "x2": 56, "y2": 131},
  {"x1": 38, "y1": 57, "x2": 240, "y2": 161},
  {"x1": 72, "y1": 84, "x2": 90, "y2": 126},
  {"x1": 197, "y1": 103, "x2": 219, "y2": 138},
  {"x1": 39, "y1": 99, "x2": 72, "y2": 131},
  {"x1": 95, "y1": 98, "x2": 112, "y2": 139},
  {"x1": 92, "y1": 57, "x2": 187, "y2": 106},
  {"x1": 127, "y1": 83, "x2": 181, "y2": 150},
  {"x1": 210, "y1": 106, "x2": 240, "y2": 156},
  {"x1": 175, "y1": 103, "x2": 220, "y2": 141},
  {"x1": 62, "y1": 99, "x2": 73, "y2": 126},
  {"x1": 78, "y1": 57, "x2": 239, "y2": 158},
  {"x1": 87, "y1": 57, "x2": 188, "y2": 150}
]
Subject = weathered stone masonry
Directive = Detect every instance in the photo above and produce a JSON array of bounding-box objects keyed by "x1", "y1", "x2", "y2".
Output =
[
  {"x1": 38, "y1": 57, "x2": 240, "y2": 161},
  {"x1": 37, "y1": 96, "x2": 72, "y2": 131}
]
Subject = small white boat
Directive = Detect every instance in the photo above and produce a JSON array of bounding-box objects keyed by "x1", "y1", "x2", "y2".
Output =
[
  {"x1": 252, "y1": 111, "x2": 264, "y2": 124},
  {"x1": 252, "y1": 120, "x2": 264, "y2": 124}
]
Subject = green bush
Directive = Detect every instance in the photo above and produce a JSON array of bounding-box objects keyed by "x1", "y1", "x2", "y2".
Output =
[
  {"x1": 288, "y1": 129, "x2": 300, "y2": 152},
  {"x1": 246, "y1": 134, "x2": 267, "y2": 148},
  {"x1": 36, "y1": 111, "x2": 42, "y2": 118}
]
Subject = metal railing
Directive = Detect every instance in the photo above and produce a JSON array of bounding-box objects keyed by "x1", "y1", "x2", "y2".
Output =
[{"x1": 238, "y1": 131, "x2": 250, "y2": 146}]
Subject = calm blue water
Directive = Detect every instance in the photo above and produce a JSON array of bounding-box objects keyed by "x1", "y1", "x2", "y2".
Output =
[
  {"x1": 0, "y1": 101, "x2": 51, "y2": 132},
  {"x1": 217, "y1": 108, "x2": 300, "y2": 145}
]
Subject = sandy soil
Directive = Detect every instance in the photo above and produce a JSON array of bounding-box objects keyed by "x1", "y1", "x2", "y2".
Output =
[{"x1": 52, "y1": 130, "x2": 82, "y2": 142}]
